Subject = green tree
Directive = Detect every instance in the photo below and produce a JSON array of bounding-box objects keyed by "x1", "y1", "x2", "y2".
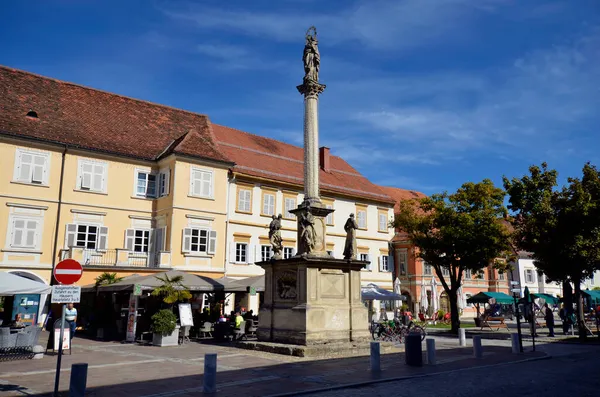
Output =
[
  {"x1": 503, "y1": 162, "x2": 600, "y2": 340},
  {"x1": 151, "y1": 274, "x2": 192, "y2": 308},
  {"x1": 394, "y1": 179, "x2": 512, "y2": 333},
  {"x1": 94, "y1": 272, "x2": 122, "y2": 295}
]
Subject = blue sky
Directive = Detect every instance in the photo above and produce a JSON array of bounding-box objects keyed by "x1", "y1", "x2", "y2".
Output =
[{"x1": 2, "y1": 0, "x2": 599, "y2": 194}]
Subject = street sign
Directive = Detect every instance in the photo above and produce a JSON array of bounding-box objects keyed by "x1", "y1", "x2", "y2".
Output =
[
  {"x1": 510, "y1": 281, "x2": 520, "y2": 285},
  {"x1": 511, "y1": 288, "x2": 521, "y2": 293},
  {"x1": 51, "y1": 285, "x2": 81, "y2": 303},
  {"x1": 54, "y1": 259, "x2": 83, "y2": 285},
  {"x1": 133, "y1": 284, "x2": 142, "y2": 296}
]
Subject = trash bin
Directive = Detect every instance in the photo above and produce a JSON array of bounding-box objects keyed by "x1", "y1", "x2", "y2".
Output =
[{"x1": 405, "y1": 332, "x2": 423, "y2": 367}]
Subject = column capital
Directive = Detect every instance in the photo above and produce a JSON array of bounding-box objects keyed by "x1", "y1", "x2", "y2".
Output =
[{"x1": 297, "y1": 79, "x2": 326, "y2": 98}]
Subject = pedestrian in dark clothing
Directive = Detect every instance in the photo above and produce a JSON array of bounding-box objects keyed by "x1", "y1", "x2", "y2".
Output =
[{"x1": 544, "y1": 303, "x2": 555, "y2": 337}]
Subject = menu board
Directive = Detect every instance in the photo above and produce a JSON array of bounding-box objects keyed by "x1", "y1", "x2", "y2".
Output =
[{"x1": 178, "y1": 303, "x2": 194, "y2": 327}]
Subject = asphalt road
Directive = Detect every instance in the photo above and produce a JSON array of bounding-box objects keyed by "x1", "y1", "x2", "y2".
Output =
[{"x1": 307, "y1": 346, "x2": 600, "y2": 397}]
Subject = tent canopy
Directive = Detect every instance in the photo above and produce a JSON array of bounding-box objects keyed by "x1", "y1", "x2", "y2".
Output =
[
  {"x1": 82, "y1": 270, "x2": 236, "y2": 293},
  {"x1": 531, "y1": 293, "x2": 560, "y2": 305},
  {"x1": 226, "y1": 275, "x2": 265, "y2": 292},
  {"x1": 466, "y1": 291, "x2": 514, "y2": 305},
  {"x1": 361, "y1": 283, "x2": 406, "y2": 301},
  {"x1": 582, "y1": 289, "x2": 600, "y2": 302},
  {"x1": 0, "y1": 272, "x2": 51, "y2": 296}
]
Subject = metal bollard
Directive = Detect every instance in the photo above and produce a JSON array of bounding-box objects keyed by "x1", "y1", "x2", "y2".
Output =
[
  {"x1": 426, "y1": 338, "x2": 436, "y2": 365},
  {"x1": 203, "y1": 354, "x2": 217, "y2": 394},
  {"x1": 511, "y1": 333, "x2": 520, "y2": 354},
  {"x1": 405, "y1": 333, "x2": 423, "y2": 367},
  {"x1": 458, "y1": 328, "x2": 466, "y2": 347},
  {"x1": 69, "y1": 363, "x2": 88, "y2": 397},
  {"x1": 370, "y1": 341, "x2": 381, "y2": 372},
  {"x1": 472, "y1": 335, "x2": 483, "y2": 359}
]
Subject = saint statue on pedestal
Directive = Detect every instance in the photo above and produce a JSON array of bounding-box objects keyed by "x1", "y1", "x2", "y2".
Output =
[
  {"x1": 343, "y1": 213, "x2": 358, "y2": 260},
  {"x1": 300, "y1": 211, "x2": 317, "y2": 253},
  {"x1": 269, "y1": 214, "x2": 283, "y2": 259},
  {"x1": 302, "y1": 26, "x2": 320, "y2": 83}
]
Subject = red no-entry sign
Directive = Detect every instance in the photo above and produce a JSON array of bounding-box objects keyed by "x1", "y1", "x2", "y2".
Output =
[{"x1": 53, "y1": 259, "x2": 83, "y2": 285}]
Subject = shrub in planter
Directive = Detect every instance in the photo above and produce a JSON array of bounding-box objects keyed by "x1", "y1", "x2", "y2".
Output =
[
  {"x1": 151, "y1": 309, "x2": 177, "y2": 336},
  {"x1": 437, "y1": 310, "x2": 446, "y2": 321}
]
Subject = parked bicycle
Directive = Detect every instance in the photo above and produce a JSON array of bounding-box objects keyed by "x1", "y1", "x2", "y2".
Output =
[{"x1": 371, "y1": 320, "x2": 427, "y2": 343}]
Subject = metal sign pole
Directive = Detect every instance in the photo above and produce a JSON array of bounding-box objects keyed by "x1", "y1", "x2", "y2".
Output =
[
  {"x1": 53, "y1": 303, "x2": 66, "y2": 396},
  {"x1": 513, "y1": 294, "x2": 524, "y2": 353}
]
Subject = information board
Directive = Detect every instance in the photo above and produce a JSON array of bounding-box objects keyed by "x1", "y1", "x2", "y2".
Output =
[
  {"x1": 178, "y1": 303, "x2": 194, "y2": 327},
  {"x1": 53, "y1": 320, "x2": 70, "y2": 351},
  {"x1": 51, "y1": 285, "x2": 81, "y2": 303}
]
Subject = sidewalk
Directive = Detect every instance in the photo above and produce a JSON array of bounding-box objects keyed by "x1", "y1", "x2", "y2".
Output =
[{"x1": 0, "y1": 334, "x2": 547, "y2": 397}]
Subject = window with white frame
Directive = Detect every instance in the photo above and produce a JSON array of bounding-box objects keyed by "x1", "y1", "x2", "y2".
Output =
[
  {"x1": 378, "y1": 213, "x2": 387, "y2": 232},
  {"x1": 77, "y1": 159, "x2": 107, "y2": 193},
  {"x1": 398, "y1": 249, "x2": 408, "y2": 275},
  {"x1": 13, "y1": 149, "x2": 50, "y2": 185},
  {"x1": 466, "y1": 294, "x2": 473, "y2": 307},
  {"x1": 284, "y1": 247, "x2": 294, "y2": 259},
  {"x1": 423, "y1": 262, "x2": 433, "y2": 275},
  {"x1": 8, "y1": 216, "x2": 41, "y2": 250},
  {"x1": 262, "y1": 193, "x2": 275, "y2": 216},
  {"x1": 158, "y1": 169, "x2": 170, "y2": 197},
  {"x1": 182, "y1": 227, "x2": 217, "y2": 255},
  {"x1": 442, "y1": 267, "x2": 450, "y2": 277},
  {"x1": 238, "y1": 189, "x2": 252, "y2": 212},
  {"x1": 261, "y1": 245, "x2": 272, "y2": 262},
  {"x1": 357, "y1": 209, "x2": 367, "y2": 229},
  {"x1": 359, "y1": 253, "x2": 370, "y2": 271},
  {"x1": 525, "y1": 269, "x2": 535, "y2": 283},
  {"x1": 190, "y1": 168, "x2": 213, "y2": 198},
  {"x1": 380, "y1": 256, "x2": 389, "y2": 272},
  {"x1": 65, "y1": 224, "x2": 108, "y2": 251},
  {"x1": 284, "y1": 197, "x2": 296, "y2": 219},
  {"x1": 325, "y1": 204, "x2": 334, "y2": 225},
  {"x1": 498, "y1": 272, "x2": 505, "y2": 281},
  {"x1": 136, "y1": 171, "x2": 157, "y2": 198},
  {"x1": 235, "y1": 243, "x2": 248, "y2": 263},
  {"x1": 465, "y1": 269, "x2": 472, "y2": 279},
  {"x1": 125, "y1": 229, "x2": 151, "y2": 253}
]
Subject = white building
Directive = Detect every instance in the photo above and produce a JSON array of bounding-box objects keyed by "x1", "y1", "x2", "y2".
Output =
[
  {"x1": 213, "y1": 125, "x2": 396, "y2": 313},
  {"x1": 512, "y1": 252, "x2": 563, "y2": 298}
]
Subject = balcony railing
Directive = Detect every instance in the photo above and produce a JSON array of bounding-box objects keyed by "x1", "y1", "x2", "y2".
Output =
[{"x1": 60, "y1": 247, "x2": 171, "y2": 268}]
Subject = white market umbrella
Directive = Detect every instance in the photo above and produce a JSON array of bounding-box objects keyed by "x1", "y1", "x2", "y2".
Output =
[
  {"x1": 457, "y1": 286, "x2": 464, "y2": 311},
  {"x1": 431, "y1": 277, "x2": 439, "y2": 313},
  {"x1": 393, "y1": 278, "x2": 402, "y2": 309},
  {"x1": 420, "y1": 283, "x2": 428, "y2": 312},
  {"x1": 0, "y1": 272, "x2": 51, "y2": 296}
]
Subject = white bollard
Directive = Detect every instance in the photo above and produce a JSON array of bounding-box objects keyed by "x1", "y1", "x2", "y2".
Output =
[
  {"x1": 511, "y1": 333, "x2": 520, "y2": 354},
  {"x1": 426, "y1": 338, "x2": 436, "y2": 365},
  {"x1": 473, "y1": 335, "x2": 483, "y2": 359},
  {"x1": 370, "y1": 341, "x2": 381, "y2": 372},
  {"x1": 203, "y1": 354, "x2": 217, "y2": 394},
  {"x1": 458, "y1": 328, "x2": 466, "y2": 347}
]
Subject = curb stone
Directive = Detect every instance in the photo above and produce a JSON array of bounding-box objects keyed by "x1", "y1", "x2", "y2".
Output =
[{"x1": 264, "y1": 353, "x2": 552, "y2": 397}]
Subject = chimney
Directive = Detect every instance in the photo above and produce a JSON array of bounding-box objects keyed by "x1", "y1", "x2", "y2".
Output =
[{"x1": 319, "y1": 146, "x2": 330, "y2": 172}]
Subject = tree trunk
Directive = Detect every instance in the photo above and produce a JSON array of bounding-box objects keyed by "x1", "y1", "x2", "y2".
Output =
[
  {"x1": 449, "y1": 289, "x2": 460, "y2": 334},
  {"x1": 573, "y1": 280, "x2": 587, "y2": 341}
]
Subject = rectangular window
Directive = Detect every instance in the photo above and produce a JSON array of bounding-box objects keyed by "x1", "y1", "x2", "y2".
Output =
[
  {"x1": 191, "y1": 168, "x2": 213, "y2": 198},
  {"x1": 398, "y1": 249, "x2": 408, "y2": 275},
  {"x1": 136, "y1": 171, "x2": 157, "y2": 198},
  {"x1": 158, "y1": 170, "x2": 170, "y2": 197},
  {"x1": 284, "y1": 247, "x2": 294, "y2": 259},
  {"x1": 465, "y1": 269, "x2": 472, "y2": 279},
  {"x1": 466, "y1": 294, "x2": 473, "y2": 307},
  {"x1": 10, "y1": 217, "x2": 40, "y2": 249},
  {"x1": 326, "y1": 204, "x2": 334, "y2": 225},
  {"x1": 360, "y1": 253, "x2": 370, "y2": 270},
  {"x1": 423, "y1": 262, "x2": 433, "y2": 276},
  {"x1": 525, "y1": 269, "x2": 535, "y2": 283},
  {"x1": 357, "y1": 210, "x2": 367, "y2": 229},
  {"x1": 182, "y1": 228, "x2": 217, "y2": 255},
  {"x1": 235, "y1": 243, "x2": 248, "y2": 263},
  {"x1": 442, "y1": 267, "x2": 450, "y2": 277},
  {"x1": 261, "y1": 245, "x2": 272, "y2": 262},
  {"x1": 14, "y1": 149, "x2": 49, "y2": 185},
  {"x1": 284, "y1": 197, "x2": 296, "y2": 219},
  {"x1": 498, "y1": 272, "x2": 505, "y2": 281},
  {"x1": 78, "y1": 159, "x2": 107, "y2": 192},
  {"x1": 378, "y1": 212, "x2": 388, "y2": 232},
  {"x1": 133, "y1": 230, "x2": 150, "y2": 253},
  {"x1": 237, "y1": 189, "x2": 252, "y2": 212},
  {"x1": 380, "y1": 256, "x2": 389, "y2": 272},
  {"x1": 262, "y1": 193, "x2": 275, "y2": 216}
]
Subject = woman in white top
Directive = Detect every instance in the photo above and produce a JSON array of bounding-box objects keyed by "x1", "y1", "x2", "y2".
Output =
[{"x1": 64, "y1": 303, "x2": 77, "y2": 340}]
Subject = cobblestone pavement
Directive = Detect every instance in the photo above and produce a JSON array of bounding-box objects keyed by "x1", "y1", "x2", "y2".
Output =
[
  {"x1": 0, "y1": 332, "x2": 551, "y2": 397},
  {"x1": 307, "y1": 348, "x2": 600, "y2": 397}
]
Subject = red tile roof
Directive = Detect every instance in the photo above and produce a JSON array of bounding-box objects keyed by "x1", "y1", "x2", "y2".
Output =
[
  {"x1": 378, "y1": 186, "x2": 427, "y2": 213},
  {"x1": 0, "y1": 65, "x2": 230, "y2": 163},
  {"x1": 213, "y1": 125, "x2": 395, "y2": 204}
]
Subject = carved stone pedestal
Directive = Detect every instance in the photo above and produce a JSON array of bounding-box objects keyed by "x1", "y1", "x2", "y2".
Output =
[{"x1": 257, "y1": 256, "x2": 370, "y2": 345}]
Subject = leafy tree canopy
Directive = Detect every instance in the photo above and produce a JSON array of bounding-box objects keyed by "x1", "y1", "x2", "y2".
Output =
[{"x1": 151, "y1": 274, "x2": 192, "y2": 306}]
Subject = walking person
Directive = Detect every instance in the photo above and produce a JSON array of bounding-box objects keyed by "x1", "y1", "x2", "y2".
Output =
[
  {"x1": 64, "y1": 303, "x2": 77, "y2": 340},
  {"x1": 544, "y1": 303, "x2": 555, "y2": 337}
]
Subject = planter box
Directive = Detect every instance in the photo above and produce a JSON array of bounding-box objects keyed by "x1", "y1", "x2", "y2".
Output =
[{"x1": 152, "y1": 326, "x2": 180, "y2": 347}]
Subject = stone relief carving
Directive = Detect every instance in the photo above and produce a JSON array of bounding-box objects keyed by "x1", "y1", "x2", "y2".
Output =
[
  {"x1": 276, "y1": 271, "x2": 297, "y2": 300},
  {"x1": 343, "y1": 213, "x2": 358, "y2": 260},
  {"x1": 269, "y1": 214, "x2": 283, "y2": 259},
  {"x1": 302, "y1": 26, "x2": 320, "y2": 83}
]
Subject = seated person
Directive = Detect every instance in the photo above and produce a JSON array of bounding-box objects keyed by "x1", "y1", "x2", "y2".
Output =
[
  {"x1": 9, "y1": 313, "x2": 25, "y2": 328},
  {"x1": 234, "y1": 312, "x2": 243, "y2": 330}
]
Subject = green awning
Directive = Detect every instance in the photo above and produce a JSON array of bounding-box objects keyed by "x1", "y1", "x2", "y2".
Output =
[
  {"x1": 466, "y1": 291, "x2": 514, "y2": 305},
  {"x1": 531, "y1": 293, "x2": 560, "y2": 305},
  {"x1": 582, "y1": 289, "x2": 600, "y2": 302}
]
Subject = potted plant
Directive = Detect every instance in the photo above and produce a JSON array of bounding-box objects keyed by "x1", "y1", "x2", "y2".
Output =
[
  {"x1": 151, "y1": 309, "x2": 178, "y2": 346},
  {"x1": 150, "y1": 274, "x2": 191, "y2": 346}
]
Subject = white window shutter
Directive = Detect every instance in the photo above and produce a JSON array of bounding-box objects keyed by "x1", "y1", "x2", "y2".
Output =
[
  {"x1": 163, "y1": 170, "x2": 170, "y2": 196},
  {"x1": 208, "y1": 230, "x2": 217, "y2": 254},
  {"x1": 25, "y1": 221, "x2": 37, "y2": 247},
  {"x1": 291, "y1": 247, "x2": 297, "y2": 257},
  {"x1": 255, "y1": 245, "x2": 262, "y2": 262},
  {"x1": 192, "y1": 171, "x2": 202, "y2": 196},
  {"x1": 19, "y1": 152, "x2": 32, "y2": 181},
  {"x1": 230, "y1": 242, "x2": 237, "y2": 263},
  {"x1": 124, "y1": 229, "x2": 135, "y2": 250},
  {"x1": 98, "y1": 227, "x2": 108, "y2": 250},
  {"x1": 81, "y1": 162, "x2": 93, "y2": 189},
  {"x1": 65, "y1": 224, "x2": 77, "y2": 248},
  {"x1": 156, "y1": 227, "x2": 166, "y2": 251},
  {"x1": 182, "y1": 228, "x2": 192, "y2": 253},
  {"x1": 378, "y1": 256, "x2": 383, "y2": 272},
  {"x1": 247, "y1": 244, "x2": 253, "y2": 264},
  {"x1": 32, "y1": 156, "x2": 45, "y2": 183}
]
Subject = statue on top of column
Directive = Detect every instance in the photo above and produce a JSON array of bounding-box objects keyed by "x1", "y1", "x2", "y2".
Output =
[
  {"x1": 302, "y1": 26, "x2": 320, "y2": 83},
  {"x1": 269, "y1": 214, "x2": 283, "y2": 259}
]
